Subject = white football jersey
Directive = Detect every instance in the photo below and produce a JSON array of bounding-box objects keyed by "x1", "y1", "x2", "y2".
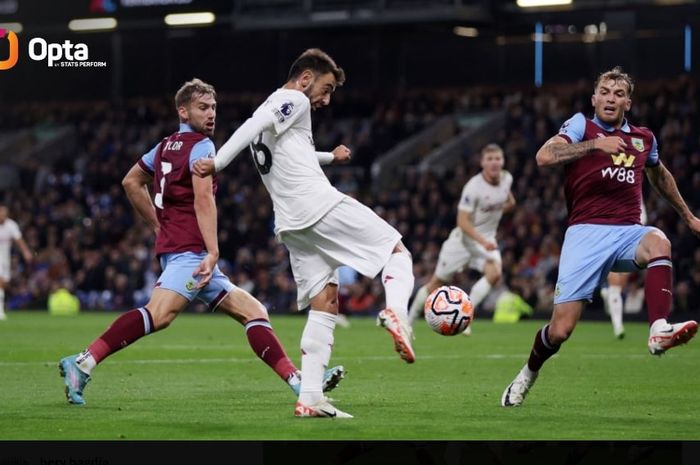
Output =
[
  {"x1": 0, "y1": 218, "x2": 21, "y2": 265},
  {"x1": 251, "y1": 88, "x2": 345, "y2": 233},
  {"x1": 456, "y1": 170, "x2": 513, "y2": 240}
]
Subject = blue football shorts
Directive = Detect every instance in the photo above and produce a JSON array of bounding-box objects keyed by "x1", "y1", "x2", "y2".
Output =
[
  {"x1": 157, "y1": 251, "x2": 235, "y2": 310},
  {"x1": 554, "y1": 223, "x2": 660, "y2": 305}
]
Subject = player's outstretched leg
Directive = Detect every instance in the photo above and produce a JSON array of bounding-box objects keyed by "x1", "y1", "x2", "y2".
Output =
[
  {"x1": 377, "y1": 248, "x2": 416, "y2": 363},
  {"x1": 377, "y1": 308, "x2": 415, "y2": 363},
  {"x1": 58, "y1": 355, "x2": 91, "y2": 405},
  {"x1": 501, "y1": 324, "x2": 560, "y2": 407},
  {"x1": 501, "y1": 363, "x2": 538, "y2": 407},
  {"x1": 648, "y1": 319, "x2": 698, "y2": 355}
]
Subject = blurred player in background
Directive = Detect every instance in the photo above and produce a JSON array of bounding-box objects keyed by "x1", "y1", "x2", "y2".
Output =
[
  {"x1": 194, "y1": 48, "x2": 416, "y2": 418},
  {"x1": 600, "y1": 200, "x2": 648, "y2": 339},
  {"x1": 0, "y1": 205, "x2": 33, "y2": 321},
  {"x1": 502, "y1": 67, "x2": 700, "y2": 407},
  {"x1": 407, "y1": 143, "x2": 515, "y2": 336},
  {"x1": 58, "y1": 78, "x2": 343, "y2": 406}
]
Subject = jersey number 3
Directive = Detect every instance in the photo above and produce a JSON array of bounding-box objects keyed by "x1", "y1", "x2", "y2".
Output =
[
  {"x1": 250, "y1": 134, "x2": 272, "y2": 175},
  {"x1": 154, "y1": 161, "x2": 173, "y2": 209}
]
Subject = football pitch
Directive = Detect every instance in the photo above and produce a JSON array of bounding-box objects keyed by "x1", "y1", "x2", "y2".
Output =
[{"x1": 0, "y1": 311, "x2": 698, "y2": 440}]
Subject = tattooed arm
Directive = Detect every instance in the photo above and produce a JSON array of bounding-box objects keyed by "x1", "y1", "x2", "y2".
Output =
[
  {"x1": 535, "y1": 135, "x2": 628, "y2": 167},
  {"x1": 645, "y1": 162, "x2": 700, "y2": 236}
]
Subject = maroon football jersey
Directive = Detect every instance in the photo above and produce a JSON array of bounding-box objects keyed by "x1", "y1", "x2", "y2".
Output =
[
  {"x1": 139, "y1": 131, "x2": 217, "y2": 256},
  {"x1": 557, "y1": 113, "x2": 658, "y2": 226}
]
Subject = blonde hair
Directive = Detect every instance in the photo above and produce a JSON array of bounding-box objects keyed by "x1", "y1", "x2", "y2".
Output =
[
  {"x1": 174, "y1": 78, "x2": 216, "y2": 109},
  {"x1": 595, "y1": 66, "x2": 634, "y2": 96},
  {"x1": 481, "y1": 143, "x2": 503, "y2": 157}
]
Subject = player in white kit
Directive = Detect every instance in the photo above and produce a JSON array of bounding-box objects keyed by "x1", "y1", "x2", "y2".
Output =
[
  {"x1": 0, "y1": 205, "x2": 33, "y2": 320},
  {"x1": 193, "y1": 49, "x2": 416, "y2": 418},
  {"x1": 408, "y1": 144, "x2": 515, "y2": 335}
]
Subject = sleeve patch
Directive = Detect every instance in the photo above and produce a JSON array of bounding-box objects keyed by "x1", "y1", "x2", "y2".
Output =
[{"x1": 272, "y1": 101, "x2": 295, "y2": 123}]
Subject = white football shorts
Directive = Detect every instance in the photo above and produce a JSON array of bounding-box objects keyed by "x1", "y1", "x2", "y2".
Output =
[
  {"x1": 0, "y1": 257, "x2": 11, "y2": 282},
  {"x1": 279, "y1": 196, "x2": 402, "y2": 311},
  {"x1": 434, "y1": 228, "x2": 501, "y2": 281}
]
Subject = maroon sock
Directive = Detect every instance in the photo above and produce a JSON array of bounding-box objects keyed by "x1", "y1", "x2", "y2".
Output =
[
  {"x1": 527, "y1": 325, "x2": 560, "y2": 372},
  {"x1": 245, "y1": 319, "x2": 297, "y2": 381},
  {"x1": 645, "y1": 256, "x2": 673, "y2": 326},
  {"x1": 87, "y1": 307, "x2": 155, "y2": 364}
]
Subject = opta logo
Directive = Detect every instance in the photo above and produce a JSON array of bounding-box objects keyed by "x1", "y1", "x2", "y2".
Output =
[
  {"x1": 29, "y1": 38, "x2": 89, "y2": 67},
  {"x1": 0, "y1": 28, "x2": 19, "y2": 71}
]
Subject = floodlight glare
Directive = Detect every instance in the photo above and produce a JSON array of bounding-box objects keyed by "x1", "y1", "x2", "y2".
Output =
[{"x1": 164, "y1": 12, "x2": 216, "y2": 26}]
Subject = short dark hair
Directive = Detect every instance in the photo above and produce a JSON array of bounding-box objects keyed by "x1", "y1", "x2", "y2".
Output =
[
  {"x1": 174, "y1": 78, "x2": 216, "y2": 109},
  {"x1": 287, "y1": 48, "x2": 345, "y2": 86},
  {"x1": 595, "y1": 66, "x2": 634, "y2": 96}
]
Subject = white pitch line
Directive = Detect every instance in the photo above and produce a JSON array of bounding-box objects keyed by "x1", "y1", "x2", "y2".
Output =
[{"x1": 0, "y1": 352, "x2": 650, "y2": 368}]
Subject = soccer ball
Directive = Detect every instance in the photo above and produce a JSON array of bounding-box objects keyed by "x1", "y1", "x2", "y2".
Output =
[{"x1": 424, "y1": 285, "x2": 474, "y2": 336}]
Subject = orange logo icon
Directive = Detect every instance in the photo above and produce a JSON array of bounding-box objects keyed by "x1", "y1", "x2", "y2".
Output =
[{"x1": 0, "y1": 29, "x2": 19, "y2": 70}]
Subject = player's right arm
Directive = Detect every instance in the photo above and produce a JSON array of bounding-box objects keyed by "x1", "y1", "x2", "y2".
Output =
[
  {"x1": 457, "y1": 210, "x2": 497, "y2": 251},
  {"x1": 195, "y1": 92, "x2": 310, "y2": 176},
  {"x1": 122, "y1": 164, "x2": 159, "y2": 235},
  {"x1": 535, "y1": 113, "x2": 626, "y2": 167}
]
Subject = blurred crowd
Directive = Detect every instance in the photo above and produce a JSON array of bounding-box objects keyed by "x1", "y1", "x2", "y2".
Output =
[{"x1": 2, "y1": 76, "x2": 699, "y2": 319}]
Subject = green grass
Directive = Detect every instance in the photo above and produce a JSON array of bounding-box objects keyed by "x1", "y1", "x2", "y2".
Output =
[{"x1": 0, "y1": 311, "x2": 698, "y2": 440}]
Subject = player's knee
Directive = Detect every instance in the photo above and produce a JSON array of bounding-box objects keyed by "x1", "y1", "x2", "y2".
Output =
[
  {"x1": 151, "y1": 309, "x2": 177, "y2": 330},
  {"x1": 548, "y1": 321, "x2": 576, "y2": 344},
  {"x1": 321, "y1": 299, "x2": 339, "y2": 313},
  {"x1": 486, "y1": 267, "x2": 502, "y2": 284},
  {"x1": 393, "y1": 241, "x2": 412, "y2": 259},
  {"x1": 309, "y1": 285, "x2": 339, "y2": 313},
  {"x1": 643, "y1": 230, "x2": 671, "y2": 258},
  {"x1": 651, "y1": 235, "x2": 671, "y2": 257}
]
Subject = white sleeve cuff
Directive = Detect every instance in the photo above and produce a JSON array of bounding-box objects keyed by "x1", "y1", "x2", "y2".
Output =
[{"x1": 316, "y1": 151, "x2": 335, "y2": 165}]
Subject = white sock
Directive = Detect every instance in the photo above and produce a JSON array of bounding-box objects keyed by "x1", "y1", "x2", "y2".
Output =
[
  {"x1": 600, "y1": 287, "x2": 609, "y2": 313},
  {"x1": 522, "y1": 364, "x2": 537, "y2": 378},
  {"x1": 606, "y1": 285, "x2": 624, "y2": 333},
  {"x1": 650, "y1": 318, "x2": 669, "y2": 332},
  {"x1": 469, "y1": 276, "x2": 492, "y2": 308},
  {"x1": 0, "y1": 288, "x2": 5, "y2": 313},
  {"x1": 381, "y1": 250, "x2": 414, "y2": 320},
  {"x1": 76, "y1": 350, "x2": 97, "y2": 375},
  {"x1": 407, "y1": 284, "x2": 430, "y2": 326},
  {"x1": 299, "y1": 310, "x2": 336, "y2": 405}
]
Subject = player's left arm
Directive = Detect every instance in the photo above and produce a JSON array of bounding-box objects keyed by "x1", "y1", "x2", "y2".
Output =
[
  {"x1": 316, "y1": 145, "x2": 351, "y2": 165},
  {"x1": 122, "y1": 164, "x2": 159, "y2": 235},
  {"x1": 503, "y1": 191, "x2": 516, "y2": 214},
  {"x1": 645, "y1": 162, "x2": 700, "y2": 236},
  {"x1": 191, "y1": 173, "x2": 219, "y2": 288},
  {"x1": 13, "y1": 237, "x2": 33, "y2": 264}
]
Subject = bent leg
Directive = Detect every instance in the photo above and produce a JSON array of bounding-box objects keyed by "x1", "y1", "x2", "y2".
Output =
[
  {"x1": 635, "y1": 230, "x2": 673, "y2": 326},
  {"x1": 78, "y1": 288, "x2": 185, "y2": 373},
  {"x1": 218, "y1": 288, "x2": 298, "y2": 385},
  {"x1": 382, "y1": 241, "x2": 415, "y2": 319}
]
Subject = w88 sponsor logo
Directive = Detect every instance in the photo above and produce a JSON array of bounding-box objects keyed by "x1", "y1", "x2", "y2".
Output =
[{"x1": 601, "y1": 166, "x2": 635, "y2": 184}]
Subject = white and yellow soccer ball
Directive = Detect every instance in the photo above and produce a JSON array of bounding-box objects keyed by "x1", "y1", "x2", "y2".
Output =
[{"x1": 424, "y1": 285, "x2": 474, "y2": 336}]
